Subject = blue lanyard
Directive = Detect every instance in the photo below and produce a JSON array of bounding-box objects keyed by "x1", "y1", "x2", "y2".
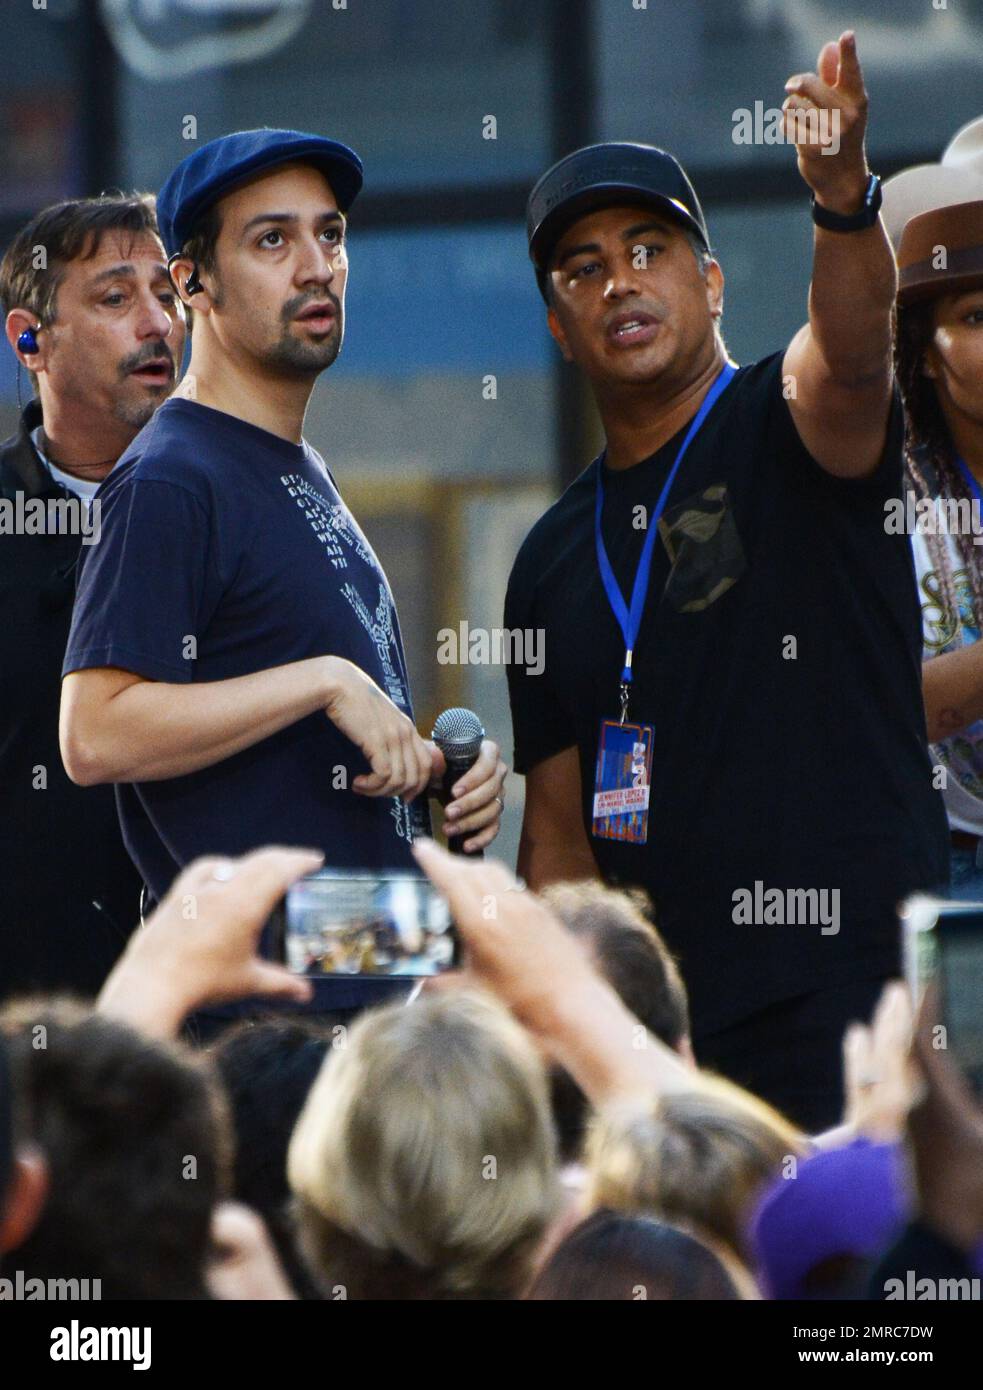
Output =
[
  {"x1": 595, "y1": 360, "x2": 737, "y2": 721},
  {"x1": 955, "y1": 456, "x2": 983, "y2": 512}
]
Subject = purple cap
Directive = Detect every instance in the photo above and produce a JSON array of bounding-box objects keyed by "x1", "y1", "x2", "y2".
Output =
[{"x1": 750, "y1": 1140, "x2": 909, "y2": 1300}]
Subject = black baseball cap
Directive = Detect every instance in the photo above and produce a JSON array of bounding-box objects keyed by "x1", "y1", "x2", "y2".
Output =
[
  {"x1": 527, "y1": 142, "x2": 710, "y2": 299},
  {"x1": 156, "y1": 128, "x2": 364, "y2": 259}
]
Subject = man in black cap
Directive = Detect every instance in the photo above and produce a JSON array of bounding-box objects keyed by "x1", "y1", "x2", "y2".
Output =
[
  {"x1": 59, "y1": 130, "x2": 505, "y2": 1019},
  {"x1": 505, "y1": 33, "x2": 949, "y2": 1129},
  {"x1": 0, "y1": 194, "x2": 185, "y2": 1001}
]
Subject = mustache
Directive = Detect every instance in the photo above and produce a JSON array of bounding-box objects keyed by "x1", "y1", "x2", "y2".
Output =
[
  {"x1": 603, "y1": 304, "x2": 665, "y2": 331},
  {"x1": 118, "y1": 340, "x2": 176, "y2": 378},
  {"x1": 282, "y1": 290, "x2": 341, "y2": 324}
]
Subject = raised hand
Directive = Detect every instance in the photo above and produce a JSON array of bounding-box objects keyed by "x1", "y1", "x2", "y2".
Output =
[
  {"x1": 783, "y1": 30, "x2": 870, "y2": 213},
  {"x1": 97, "y1": 846, "x2": 322, "y2": 1035},
  {"x1": 841, "y1": 981, "x2": 917, "y2": 1142}
]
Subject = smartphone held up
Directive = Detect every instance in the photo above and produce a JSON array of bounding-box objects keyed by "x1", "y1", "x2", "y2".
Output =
[
  {"x1": 901, "y1": 894, "x2": 983, "y2": 1098},
  {"x1": 270, "y1": 871, "x2": 457, "y2": 980}
]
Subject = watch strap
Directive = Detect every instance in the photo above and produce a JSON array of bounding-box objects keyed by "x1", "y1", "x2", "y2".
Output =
[{"x1": 811, "y1": 173, "x2": 882, "y2": 232}]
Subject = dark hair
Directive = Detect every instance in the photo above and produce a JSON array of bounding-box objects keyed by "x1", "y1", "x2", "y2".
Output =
[
  {"x1": 897, "y1": 298, "x2": 983, "y2": 633},
  {"x1": 211, "y1": 1018, "x2": 331, "y2": 1299},
  {"x1": 540, "y1": 881, "x2": 690, "y2": 1162},
  {"x1": 0, "y1": 193, "x2": 160, "y2": 325},
  {"x1": 293, "y1": 1204, "x2": 515, "y2": 1301},
  {"x1": 527, "y1": 1209, "x2": 745, "y2": 1300},
  {"x1": 179, "y1": 202, "x2": 224, "y2": 280},
  {"x1": 1, "y1": 997, "x2": 231, "y2": 1300},
  {"x1": 896, "y1": 300, "x2": 954, "y2": 464},
  {"x1": 170, "y1": 202, "x2": 226, "y2": 322},
  {"x1": 551, "y1": 883, "x2": 690, "y2": 1046}
]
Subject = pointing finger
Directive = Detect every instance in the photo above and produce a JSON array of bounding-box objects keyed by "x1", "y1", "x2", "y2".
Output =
[{"x1": 834, "y1": 30, "x2": 865, "y2": 100}]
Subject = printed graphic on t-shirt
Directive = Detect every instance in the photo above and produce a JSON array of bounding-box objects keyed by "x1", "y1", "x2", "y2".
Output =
[
  {"x1": 281, "y1": 472, "x2": 376, "y2": 571},
  {"x1": 659, "y1": 483, "x2": 746, "y2": 613},
  {"x1": 280, "y1": 471, "x2": 418, "y2": 843},
  {"x1": 920, "y1": 564, "x2": 977, "y2": 652},
  {"x1": 919, "y1": 558, "x2": 983, "y2": 801},
  {"x1": 343, "y1": 580, "x2": 408, "y2": 710}
]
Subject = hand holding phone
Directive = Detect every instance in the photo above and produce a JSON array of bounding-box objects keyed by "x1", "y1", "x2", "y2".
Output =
[{"x1": 271, "y1": 871, "x2": 457, "y2": 979}]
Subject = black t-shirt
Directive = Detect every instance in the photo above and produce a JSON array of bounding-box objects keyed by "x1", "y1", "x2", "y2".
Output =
[
  {"x1": 1, "y1": 411, "x2": 141, "y2": 999},
  {"x1": 505, "y1": 352, "x2": 949, "y2": 1036},
  {"x1": 63, "y1": 399, "x2": 430, "y2": 1010}
]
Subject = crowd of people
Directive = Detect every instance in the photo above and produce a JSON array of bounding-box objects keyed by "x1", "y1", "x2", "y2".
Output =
[
  {"x1": 2, "y1": 838, "x2": 982, "y2": 1302},
  {"x1": 2, "y1": 30, "x2": 983, "y2": 1305}
]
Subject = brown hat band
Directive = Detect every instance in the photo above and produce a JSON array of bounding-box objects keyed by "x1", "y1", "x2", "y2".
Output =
[
  {"x1": 899, "y1": 244, "x2": 983, "y2": 303},
  {"x1": 897, "y1": 198, "x2": 983, "y2": 303}
]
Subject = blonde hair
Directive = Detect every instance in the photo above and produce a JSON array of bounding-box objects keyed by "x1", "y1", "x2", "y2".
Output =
[
  {"x1": 585, "y1": 1076, "x2": 806, "y2": 1261},
  {"x1": 287, "y1": 989, "x2": 560, "y2": 1299}
]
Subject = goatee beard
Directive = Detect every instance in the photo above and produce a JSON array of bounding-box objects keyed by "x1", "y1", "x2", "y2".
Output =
[{"x1": 267, "y1": 327, "x2": 342, "y2": 377}]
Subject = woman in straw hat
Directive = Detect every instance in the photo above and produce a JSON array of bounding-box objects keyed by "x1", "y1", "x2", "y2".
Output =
[
  {"x1": 881, "y1": 114, "x2": 983, "y2": 249},
  {"x1": 896, "y1": 197, "x2": 983, "y2": 891}
]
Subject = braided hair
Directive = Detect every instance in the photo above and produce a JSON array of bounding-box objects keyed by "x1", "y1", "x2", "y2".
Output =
[{"x1": 896, "y1": 299, "x2": 983, "y2": 643}]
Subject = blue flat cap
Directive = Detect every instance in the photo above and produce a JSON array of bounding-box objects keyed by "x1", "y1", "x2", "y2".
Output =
[{"x1": 156, "y1": 128, "x2": 364, "y2": 258}]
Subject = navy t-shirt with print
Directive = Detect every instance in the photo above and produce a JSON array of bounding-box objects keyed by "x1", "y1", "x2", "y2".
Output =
[
  {"x1": 63, "y1": 398, "x2": 430, "y2": 1008},
  {"x1": 504, "y1": 352, "x2": 950, "y2": 1038}
]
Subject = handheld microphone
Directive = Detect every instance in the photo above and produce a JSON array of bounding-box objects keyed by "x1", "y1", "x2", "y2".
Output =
[{"x1": 432, "y1": 707, "x2": 485, "y2": 858}]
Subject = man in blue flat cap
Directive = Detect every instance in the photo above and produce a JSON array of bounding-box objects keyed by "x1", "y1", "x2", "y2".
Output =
[{"x1": 58, "y1": 130, "x2": 506, "y2": 1020}]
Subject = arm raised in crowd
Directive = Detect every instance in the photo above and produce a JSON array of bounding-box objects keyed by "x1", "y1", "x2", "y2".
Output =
[
  {"x1": 96, "y1": 846, "x2": 322, "y2": 1037},
  {"x1": 780, "y1": 32, "x2": 897, "y2": 480},
  {"x1": 869, "y1": 983, "x2": 983, "y2": 1296},
  {"x1": 814, "y1": 979, "x2": 916, "y2": 1150},
  {"x1": 412, "y1": 837, "x2": 697, "y2": 1107},
  {"x1": 905, "y1": 982, "x2": 983, "y2": 1254}
]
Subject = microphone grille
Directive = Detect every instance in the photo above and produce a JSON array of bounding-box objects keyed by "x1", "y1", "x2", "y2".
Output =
[{"x1": 431, "y1": 707, "x2": 485, "y2": 760}]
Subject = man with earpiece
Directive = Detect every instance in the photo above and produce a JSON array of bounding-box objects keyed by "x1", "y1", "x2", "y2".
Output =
[
  {"x1": 0, "y1": 193, "x2": 186, "y2": 1002},
  {"x1": 57, "y1": 130, "x2": 507, "y2": 1035}
]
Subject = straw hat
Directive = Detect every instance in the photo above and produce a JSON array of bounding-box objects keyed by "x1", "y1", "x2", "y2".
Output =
[
  {"x1": 882, "y1": 115, "x2": 983, "y2": 249},
  {"x1": 896, "y1": 198, "x2": 983, "y2": 304}
]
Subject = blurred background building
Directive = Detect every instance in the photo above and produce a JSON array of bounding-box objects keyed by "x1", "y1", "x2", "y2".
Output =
[{"x1": 2, "y1": 0, "x2": 982, "y2": 864}]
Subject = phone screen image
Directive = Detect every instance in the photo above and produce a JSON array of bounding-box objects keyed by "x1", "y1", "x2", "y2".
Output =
[
  {"x1": 937, "y1": 910, "x2": 983, "y2": 1099},
  {"x1": 901, "y1": 895, "x2": 983, "y2": 1098},
  {"x1": 279, "y1": 872, "x2": 455, "y2": 979}
]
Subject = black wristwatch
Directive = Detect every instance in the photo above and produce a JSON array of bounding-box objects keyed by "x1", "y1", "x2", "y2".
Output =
[{"x1": 811, "y1": 172, "x2": 882, "y2": 232}]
